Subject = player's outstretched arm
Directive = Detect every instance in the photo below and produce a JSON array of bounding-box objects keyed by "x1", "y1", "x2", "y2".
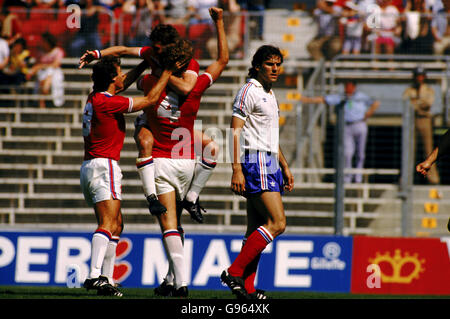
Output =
[
  {"x1": 116, "y1": 60, "x2": 149, "y2": 94},
  {"x1": 205, "y1": 7, "x2": 229, "y2": 81},
  {"x1": 131, "y1": 70, "x2": 172, "y2": 112},
  {"x1": 79, "y1": 46, "x2": 141, "y2": 69},
  {"x1": 417, "y1": 147, "x2": 438, "y2": 177},
  {"x1": 417, "y1": 128, "x2": 450, "y2": 176}
]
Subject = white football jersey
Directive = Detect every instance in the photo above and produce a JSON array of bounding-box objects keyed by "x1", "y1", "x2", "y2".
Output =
[{"x1": 232, "y1": 78, "x2": 280, "y2": 154}]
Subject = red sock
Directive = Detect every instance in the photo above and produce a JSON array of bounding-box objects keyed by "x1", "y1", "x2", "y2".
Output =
[
  {"x1": 228, "y1": 226, "x2": 273, "y2": 278},
  {"x1": 243, "y1": 252, "x2": 261, "y2": 294}
]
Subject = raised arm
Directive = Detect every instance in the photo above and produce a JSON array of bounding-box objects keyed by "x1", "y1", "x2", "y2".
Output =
[
  {"x1": 130, "y1": 57, "x2": 190, "y2": 112},
  {"x1": 130, "y1": 69, "x2": 172, "y2": 112},
  {"x1": 116, "y1": 60, "x2": 149, "y2": 94},
  {"x1": 205, "y1": 7, "x2": 229, "y2": 81},
  {"x1": 79, "y1": 46, "x2": 141, "y2": 69}
]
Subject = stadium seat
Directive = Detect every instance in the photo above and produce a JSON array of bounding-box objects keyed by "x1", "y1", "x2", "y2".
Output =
[
  {"x1": 187, "y1": 23, "x2": 212, "y2": 40},
  {"x1": 173, "y1": 24, "x2": 187, "y2": 38},
  {"x1": 98, "y1": 13, "x2": 112, "y2": 46},
  {"x1": 187, "y1": 23, "x2": 213, "y2": 59},
  {"x1": 21, "y1": 20, "x2": 46, "y2": 36},
  {"x1": 8, "y1": 6, "x2": 28, "y2": 20}
]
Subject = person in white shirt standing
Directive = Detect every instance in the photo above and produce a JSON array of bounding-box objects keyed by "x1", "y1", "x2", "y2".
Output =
[{"x1": 221, "y1": 45, "x2": 294, "y2": 299}]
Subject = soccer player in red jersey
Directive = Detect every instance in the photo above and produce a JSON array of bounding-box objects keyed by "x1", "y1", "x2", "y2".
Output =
[
  {"x1": 136, "y1": 7, "x2": 228, "y2": 297},
  {"x1": 80, "y1": 54, "x2": 186, "y2": 296},
  {"x1": 79, "y1": 25, "x2": 218, "y2": 222}
]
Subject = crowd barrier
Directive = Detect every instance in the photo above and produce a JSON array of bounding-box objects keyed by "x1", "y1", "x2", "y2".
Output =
[{"x1": 0, "y1": 230, "x2": 449, "y2": 295}]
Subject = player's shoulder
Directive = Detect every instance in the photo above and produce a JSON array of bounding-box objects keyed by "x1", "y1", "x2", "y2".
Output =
[{"x1": 237, "y1": 79, "x2": 260, "y2": 96}]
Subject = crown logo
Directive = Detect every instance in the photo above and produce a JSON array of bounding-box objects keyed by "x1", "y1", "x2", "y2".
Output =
[{"x1": 368, "y1": 249, "x2": 425, "y2": 284}]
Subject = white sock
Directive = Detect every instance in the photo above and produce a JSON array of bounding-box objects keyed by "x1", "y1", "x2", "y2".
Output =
[
  {"x1": 163, "y1": 229, "x2": 187, "y2": 289},
  {"x1": 185, "y1": 159, "x2": 216, "y2": 203},
  {"x1": 162, "y1": 236, "x2": 175, "y2": 285},
  {"x1": 136, "y1": 156, "x2": 156, "y2": 197},
  {"x1": 102, "y1": 236, "x2": 119, "y2": 285},
  {"x1": 89, "y1": 229, "x2": 111, "y2": 279}
]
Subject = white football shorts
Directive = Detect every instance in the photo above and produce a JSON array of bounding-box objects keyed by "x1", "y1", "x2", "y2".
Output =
[
  {"x1": 80, "y1": 158, "x2": 123, "y2": 207},
  {"x1": 154, "y1": 158, "x2": 195, "y2": 201}
]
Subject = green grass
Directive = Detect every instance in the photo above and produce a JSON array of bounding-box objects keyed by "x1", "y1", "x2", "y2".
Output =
[{"x1": 0, "y1": 286, "x2": 448, "y2": 299}]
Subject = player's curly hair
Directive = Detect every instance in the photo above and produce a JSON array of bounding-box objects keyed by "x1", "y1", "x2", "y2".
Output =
[
  {"x1": 248, "y1": 45, "x2": 284, "y2": 79},
  {"x1": 160, "y1": 39, "x2": 194, "y2": 76},
  {"x1": 149, "y1": 24, "x2": 180, "y2": 45},
  {"x1": 91, "y1": 56, "x2": 121, "y2": 92}
]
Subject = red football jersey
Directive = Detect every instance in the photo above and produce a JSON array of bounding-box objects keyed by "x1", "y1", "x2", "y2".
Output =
[
  {"x1": 141, "y1": 73, "x2": 213, "y2": 159},
  {"x1": 139, "y1": 46, "x2": 200, "y2": 76},
  {"x1": 82, "y1": 91, "x2": 133, "y2": 161}
]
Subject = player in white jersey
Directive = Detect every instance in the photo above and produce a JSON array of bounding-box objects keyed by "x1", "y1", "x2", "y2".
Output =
[{"x1": 221, "y1": 45, "x2": 294, "y2": 299}]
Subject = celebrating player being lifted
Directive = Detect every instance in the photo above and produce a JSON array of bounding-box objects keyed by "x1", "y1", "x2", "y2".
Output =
[
  {"x1": 80, "y1": 52, "x2": 187, "y2": 296},
  {"x1": 135, "y1": 7, "x2": 228, "y2": 297},
  {"x1": 79, "y1": 23, "x2": 218, "y2": 223}
]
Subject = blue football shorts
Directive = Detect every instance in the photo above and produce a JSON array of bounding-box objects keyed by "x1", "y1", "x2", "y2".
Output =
[{"x1": 241, "y1": 150, "x2": 284, "y2": 197}]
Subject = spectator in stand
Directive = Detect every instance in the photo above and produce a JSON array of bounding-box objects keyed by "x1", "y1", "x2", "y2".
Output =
[
  {"x1": 207, "y1": 0, "x2": 242, "y2": 58},
  {"x1": 0, "y1": 38, "x2": 34, "y2": 86},
  {"x1": 69, "y1": 0, "x2": 103, "y2": 57},
  {"x1": 186, "y1": 0, "x2": 218, "y2": 58},
  {"x1": 238, "y1": 0, "x2": 265, "y2": 40},
  {"x1": 340, "y1": 1, "x2": 364, "y2": 54},
  {"x1": 187, "y1": 0, "x2": 218, "y2": 25},
  {"x1": 403, "y1": 67, "x2": 440, "y2": 184},
  {"x1": 307, "y1": 0, "x2": 342, "y2": 60},
  {"x1": 0, "y1": 8, "x2": 22, "y2": 45},
  {"x1": 400, "y1": 0, "x2": 434, "y2": 54},
  {"x1": 158, "y1": 0, "x2": 190, "y2": 24},
  {"x1": 371, "y1": 0, "x2": 401, "y2": 55},
  {"x1": 431, "y1": 0, "x2": 450, "y2": 54},
  {"x1": 26, "y1": 32, "x2": 65, "y2": 108},
  {"x1": 0, "y1": 34, "x2": 10, "y2": 92},
  {"x1": 35, "y1": 0, "x2": 64, "y2": 10},
  {"x1": 124, "y1": 0, "x2": 155, "y2": 46}
]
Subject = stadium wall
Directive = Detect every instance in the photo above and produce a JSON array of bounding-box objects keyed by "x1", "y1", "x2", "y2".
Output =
[{"x1": 0, "y1": 230, "x2": 449, "y2": 295}]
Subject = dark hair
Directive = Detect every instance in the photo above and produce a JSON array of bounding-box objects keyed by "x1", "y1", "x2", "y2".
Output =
[
  {"x1": 149, "y1": 24, "x2": 180, "y2": 45},
  {"x1": 42, "y1": 32, "x2": 57, "y2": 49},
  {"x1": 248, "y1": 45, "x2": 284, "y2": 79},
  {"x1": 91, "y1": 56, "x2": 121, "y2": 92},
  {"x1": 413, "y1": 67, "x2": 426, "y2": 78},
  {"x1": 160, "y1": 39, "x2": 194, "y2": 76},
  {"x1": 13, "y1": 37, "x2": 27, "y2": 49}
]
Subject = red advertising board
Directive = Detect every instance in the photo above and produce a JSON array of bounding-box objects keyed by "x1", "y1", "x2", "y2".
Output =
[{"x1": 351, "y1": 236, "x2": 450, "y2": 295}]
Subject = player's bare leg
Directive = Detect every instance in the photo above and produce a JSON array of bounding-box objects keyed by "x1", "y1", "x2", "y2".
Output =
[{"x1": 134, "y1": 125, "x2": 167, "y2": 216}]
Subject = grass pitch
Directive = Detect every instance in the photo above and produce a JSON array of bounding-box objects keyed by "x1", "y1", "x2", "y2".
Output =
[{"x1": 0, "y1": 286, "x2": 448, "y2": 299}]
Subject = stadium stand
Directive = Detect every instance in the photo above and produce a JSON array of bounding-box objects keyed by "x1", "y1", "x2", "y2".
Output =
[{"x1": 1, "y1": 7, "x2": 450, "y2": 237}]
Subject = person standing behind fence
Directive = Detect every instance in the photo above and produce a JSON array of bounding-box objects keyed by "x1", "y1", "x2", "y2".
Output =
[
  {"x1": 69, "y1": 0, "x2": 103, "y2": 57},
  {"x1": 307, "y1": 0, "x2": 342, "y2": 61},
  {"x1": 324, "y1": 80, "x2": 380, "y2": 183},
  {"x1": 26, "y1": 32, "x2": 64, "y2": 108},
  {"x1": 403, "y1": 67, "x2": 440, "y2": 184}
]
